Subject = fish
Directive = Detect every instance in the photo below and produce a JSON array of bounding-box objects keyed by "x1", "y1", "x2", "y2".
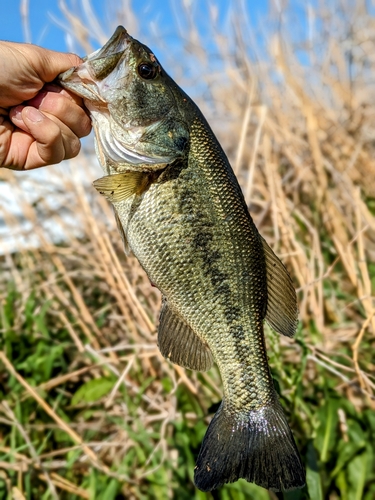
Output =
[{"x1": 58, "y1": 26, "x2": 305, "y2": 492}]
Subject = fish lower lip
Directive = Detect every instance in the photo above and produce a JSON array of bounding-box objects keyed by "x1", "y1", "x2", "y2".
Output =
[
  {"x1": 58, "y1": 68, "x2": 107, "y2": 104},
  {"x1": 59, "y1": 67, "x2": 75, "y2": 81}
]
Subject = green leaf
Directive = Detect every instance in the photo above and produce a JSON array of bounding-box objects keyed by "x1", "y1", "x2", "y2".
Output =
[
  {"x1": 71, "y1": 377, "x2": 114, "y2": 405},
  {"x1": 229, "y1": 481, "x2": 270, "y2": 499},
  {"x1": 306, "y1": 441, "x2": 323, "y2": 500},
  {"x1": 336, "y1": 471, "x2": 348, "y2": 500},
  {"x1": 315, "y1": 398, "x2": 339, "y2": 462},
  {"x1": 283, "y1": 489, "x2": 305, "y2": 500},
  {"x1": 99, "y1": 479, "x2": 120, "y2": 500},
  {"x1": 331, "y1": 439, "x2": 365, "y2": 478},
  {"x1": 34, "y1": 299, "x2": 52, "y2": 338},
  {"x1": 348, "y1": 451, "x2": 368, "y2": 500}
]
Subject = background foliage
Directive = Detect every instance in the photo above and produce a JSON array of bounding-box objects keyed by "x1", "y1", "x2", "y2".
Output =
[{"x1": 0, "y1": 1, "x2": 374, "y2": 498}]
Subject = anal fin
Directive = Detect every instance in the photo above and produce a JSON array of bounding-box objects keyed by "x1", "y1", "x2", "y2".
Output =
[
  {"x1": 261, "y1": 236, "x2": 299, "y2": 338},
  {"x1": 158, "y1": 297, "x2": 213, "y2": 372}
]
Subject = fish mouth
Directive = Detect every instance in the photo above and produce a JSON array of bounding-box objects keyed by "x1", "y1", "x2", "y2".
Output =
[
  {"x1": 58, "y1": 26, "x2": 179, "y2": 168},
  {"x1": 82, "y1": 25, "x2": 131, "y2": 64},
  {"x1": 58, "y1": 26, "x2": 131, "y2": 104}
]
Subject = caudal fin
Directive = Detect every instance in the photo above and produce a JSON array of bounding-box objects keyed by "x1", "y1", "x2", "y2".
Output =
[{"x1": 194, "y1": 400, "x2": 305, "y2": 492}]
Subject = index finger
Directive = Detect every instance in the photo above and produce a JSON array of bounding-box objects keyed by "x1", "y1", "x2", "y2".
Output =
[
  {"x1": 28, "y1": 83, "x2": 86, "y2": 107},
  {"x1": 32, "y1": 46, "x2": 82, "y2": 83}
]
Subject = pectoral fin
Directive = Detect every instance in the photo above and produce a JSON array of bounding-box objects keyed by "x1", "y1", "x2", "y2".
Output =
[
  {"x1": 93, "y1": 171, "x2": 149, "y2": 202},
  {"x1": 262, "y1": 237, "x2": 299, "y2": 338},
  {"x1": 113, "y1": 209, "x2": 131, "y2": 255},
  {"x1": 158, "y1": 297, "x2": 214, "y2": 372}
]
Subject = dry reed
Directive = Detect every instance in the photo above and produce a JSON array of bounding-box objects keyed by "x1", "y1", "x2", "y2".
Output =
[{"x1": 0, "y1": 1, "x2": 374, "y2": 498}]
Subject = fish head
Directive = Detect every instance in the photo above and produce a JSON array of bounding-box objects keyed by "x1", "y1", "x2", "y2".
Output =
[{"x1": 58, "y1": 26, "x2": 189, "y2": 169}]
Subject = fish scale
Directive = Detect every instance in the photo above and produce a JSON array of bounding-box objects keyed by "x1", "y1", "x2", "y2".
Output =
[
  {"x1": 59, "y1": 25, "x2": 305, "y2": 493},
  {"x1": 122, "y1": 119, "x2": 266, "y2": 366},
  {"x1": 189, "y1": 118, "x2": 272, "y2": 409}
]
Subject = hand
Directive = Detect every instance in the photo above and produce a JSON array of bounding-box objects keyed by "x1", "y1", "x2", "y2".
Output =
[{"x1": 0, "y1": 41, "x2": 92, "y2": 170}]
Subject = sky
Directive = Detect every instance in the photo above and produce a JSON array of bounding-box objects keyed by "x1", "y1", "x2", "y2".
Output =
[
  {"x1": 0, "y1": 0, "x2": 135, "y2": 51},
  {"x1": 1, "y1": 1, "x2": 137, "y2": 49},
  {"x1": 1, "y1": 0, "x2": 72, "y2": 49},
  {"x1": 0, "y1": 0, "x2": 222, "y2": 50},
  {"x1": 0, "y1": 0, "x2": 270, "y2": 54},
  {"x1": 0, "y1": 0, "x2": 273, "y2": 253}
]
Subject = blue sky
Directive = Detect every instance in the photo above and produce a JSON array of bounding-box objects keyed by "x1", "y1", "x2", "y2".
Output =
[
  {"x1": 1, "y1": 0, "x2": 120, "y2": 50},
  {"x1": 0, "y1": 1, "x2": 225, "y2": 50},
  {"x1": 0, "y1": 0, "x2": 270, "y2": 54},
  {"x1": 1, "y1": 0, "x2": 70, "y2": 49}
]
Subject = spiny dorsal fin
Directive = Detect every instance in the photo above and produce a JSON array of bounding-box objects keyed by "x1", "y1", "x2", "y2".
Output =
[
  {"x1": 261, "y1": 236, "x2": 299, "y2": 338},
  {"x1": 113, "y1": 209, "x2": 131, "y2": 256},
  {"x1": 158, "y1": 297, "x2": 214, "y2": 372},
  {"x1": 93, "y1": 171, "x2": 149, "y2": 202}
]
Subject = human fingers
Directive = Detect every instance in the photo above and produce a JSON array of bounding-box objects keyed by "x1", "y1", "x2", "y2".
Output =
[
  {"x1": 0, "y1": 113, "x2": 15, "y2": 167},
  {"x1": 0, "y1": 42, "x2": 82, "y2": 107},
  {"x1": 4, "y1": 107, "x2": 81, "y2": 170},
  {"x1": 23, "y1": 107, "x2": 82, "y2": 167},
  {"x1": 10, "y1": 85, "x2": 92, "y2": 139},
  {"x1": 30, "y1": 47, "x2": 81, "y2": 84}
]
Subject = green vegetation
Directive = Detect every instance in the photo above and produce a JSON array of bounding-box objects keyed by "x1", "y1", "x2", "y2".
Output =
[{"x1": 0, "y1": 1, "x2": 374, "y2": 499}]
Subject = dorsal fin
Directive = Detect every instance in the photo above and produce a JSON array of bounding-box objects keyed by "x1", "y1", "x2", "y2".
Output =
[
  {"x1": 261, "y1": 237, "x2": 299, "y2": 337},
  {"x1": 158, "y1": 297, "x2": 214, "y2": 372}
]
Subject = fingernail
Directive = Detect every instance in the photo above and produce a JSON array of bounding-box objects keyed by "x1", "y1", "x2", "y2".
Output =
[
  {"x1": 11, "y1": 106, "x2": 23, "y2": 122},
  {"x1": 25, "y1": 91, "x2": 47, "y2": 108},
  {"x1": 24, "y1": 107, "x2": 43, "y2": 123}
]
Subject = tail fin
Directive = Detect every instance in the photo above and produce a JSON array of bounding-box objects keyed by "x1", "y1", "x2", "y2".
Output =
[{"x1": 194, "y1": 400, "x2": 305, "y2": 492}]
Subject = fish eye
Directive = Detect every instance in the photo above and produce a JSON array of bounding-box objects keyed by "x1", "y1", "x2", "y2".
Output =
[{"x1": 137, "y1": 63, "x2": 158, "y2": 80}]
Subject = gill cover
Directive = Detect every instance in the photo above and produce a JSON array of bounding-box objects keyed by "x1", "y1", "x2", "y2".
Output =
[{"x1": 59, "y1": 26, "x2": 189, "y2": 167}]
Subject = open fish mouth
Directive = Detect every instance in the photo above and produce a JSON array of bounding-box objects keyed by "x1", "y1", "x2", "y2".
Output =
[
  {"x1": 59, "y1": 26, "x2": 131, "y2": 105},
  {"x1": 58, "y1": 26, "x2": 178, "y2": 167}
]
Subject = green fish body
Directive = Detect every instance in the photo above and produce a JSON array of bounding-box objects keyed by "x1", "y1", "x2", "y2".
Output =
[{"x1": 59, "y1": 26, "x2": 305, "y2": 492}]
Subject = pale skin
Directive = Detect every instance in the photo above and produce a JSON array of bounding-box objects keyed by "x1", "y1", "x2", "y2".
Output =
[{"x1": 0, "y1": 41, "x2": 92, "y2": 170}]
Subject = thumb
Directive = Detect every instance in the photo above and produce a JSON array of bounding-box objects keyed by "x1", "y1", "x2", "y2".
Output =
[{"x1": 32, "y1": 47, "x2": 83, "y2": 83}]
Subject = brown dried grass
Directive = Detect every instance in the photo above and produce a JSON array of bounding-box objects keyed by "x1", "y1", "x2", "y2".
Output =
[{"x1": 0, "y1": 0, "x2": 374, "y2": 497}]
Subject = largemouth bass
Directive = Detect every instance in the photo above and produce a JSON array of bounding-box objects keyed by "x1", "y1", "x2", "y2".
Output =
[{"x1": 59, "y1": 26, "x2": 305, "y2": 492}]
